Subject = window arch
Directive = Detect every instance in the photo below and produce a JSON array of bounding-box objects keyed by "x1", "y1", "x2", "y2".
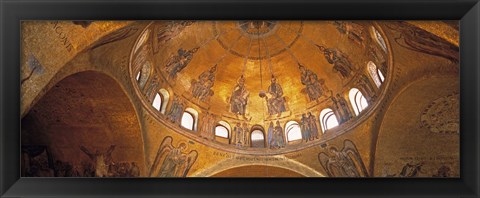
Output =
[
  {"x1": 215, "y1": 121, "x2": 231, "y2": 138},
  {"x1": 251, "y1": 130, "x2": 265, "y2": 148},
  {"x1": 349, "y1": 88, "x2": 368, "y2": 116},
  {"x1": 372, "y1": 26, "x2": 387, "y2": 52},
  {"x1": 138, "y1": 61, "x2": 152, "y2": 89},
  {"x1": 319, "y1": 108, "x2": 339, "y2": 133},
  {"x1": 368, "y1": 61, "x2": 384, "y2": 88},
  {"x1": 285, "y1": 121, "x2": 302, "y2": 142},
  {"x1": 152, "y1": 93, "x2": 162, "y2": 111},
  {"x1": 181, "y1": 108, "x2": 199, "y2": 131},
  {"x1": 181, "y1": 112, "x2": 194, "y2": 130},
  {"x1": 215, "y1": 126, "x2": 229, "y2": 138},
  {"x1": 158, "y1": 89, "x2": 170, "y2": 114}
]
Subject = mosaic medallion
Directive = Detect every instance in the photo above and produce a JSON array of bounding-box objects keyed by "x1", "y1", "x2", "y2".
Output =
[
  {"x1": 238, "y1": 21, "x2": 278, "y2": 37},
  {"x1": 213, "y1": 21, "x2": 303, "y2": 60},
  {"x1": 420, "y1": 93, "x2": 459, "y2": 134}
]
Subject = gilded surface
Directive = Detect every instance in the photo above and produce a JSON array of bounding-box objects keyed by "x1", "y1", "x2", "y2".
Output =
[{"x1": 20, "y1": 21, "x2": 459, "y2": 177}]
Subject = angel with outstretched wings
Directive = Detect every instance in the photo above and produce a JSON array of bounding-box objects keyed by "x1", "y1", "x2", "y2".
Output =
[
  {"x1": 318, "y1": 140, "x2": 369, "y2": 177},
  {"x1": 149, "y1": 136, "x2": 198, "y2": 177}
]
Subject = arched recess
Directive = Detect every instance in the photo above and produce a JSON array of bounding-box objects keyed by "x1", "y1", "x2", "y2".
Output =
[
  {"x1": 20, "y1": 22, "x2": 135, "y2": 118},
  {"x1": 285, "y1": 121, "x2": 302, "y2": 142},
  {"x1": 137, "y1": 61, "x2": 152, "y2": 89},
  {"x1": 373, "y1": 76, "x2": 459, "y2": 177},
  {"x1": 216, "y1": 121, "x2": 231, "y2": 139},
  {"x1": 158, "y1": 89, "x2": 170, "y2": 114},
  {"x1": 183, "y1": 108, "x2": 199, "y2": 131},
  {"x1": 21, "y1": 71, "x2": 147, "y2": 177},
  {"x1": 319, "y1": 108, "x2": 339, "y2": 133},
  {"x1": 250, "y1": 125, "x2": 266, "y2": 148}
]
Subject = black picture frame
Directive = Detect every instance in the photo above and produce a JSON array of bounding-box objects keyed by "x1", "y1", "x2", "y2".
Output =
[{"x1": 1, "y1": 0, "x2": 479, "y2": 197}]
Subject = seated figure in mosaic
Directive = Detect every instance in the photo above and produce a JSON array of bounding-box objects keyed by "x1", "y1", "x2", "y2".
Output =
[{"x1": 266, "y1": 76, "x2": 287, "y2": 116}]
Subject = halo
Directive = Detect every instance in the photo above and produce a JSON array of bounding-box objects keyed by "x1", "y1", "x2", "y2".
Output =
[{"x1": 177, "y1": 140, "x2": 188, "y2": 150}]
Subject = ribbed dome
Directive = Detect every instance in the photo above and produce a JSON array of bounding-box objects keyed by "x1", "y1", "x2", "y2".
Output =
[{"x1": 130, "y1": 20, "x2": 391, "y2": 152}]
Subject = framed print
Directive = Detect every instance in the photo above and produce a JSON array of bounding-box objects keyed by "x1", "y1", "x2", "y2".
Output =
[{"x1": 1, "y1": 0, "x2": 479, "y2": 197}]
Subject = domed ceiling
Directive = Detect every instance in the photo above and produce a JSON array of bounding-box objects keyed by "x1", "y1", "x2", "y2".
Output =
[
  {"x1": 130, "y1": 20, "x2": 390, "y2": 150},
  {"x1": 18, "y1": 20, "x2": 460, "y2": 178},
  {"x1": 142, "y1": 21, "x2": 388, "y2": 121}
]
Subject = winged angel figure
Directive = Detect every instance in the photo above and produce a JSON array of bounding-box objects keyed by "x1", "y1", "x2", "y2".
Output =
[
  {"x1": 149, "y1": 136, "x2": 198, "y2": 177},
  {"x1": 318, "y1": 140, "x2": 369, "y2": 177}
]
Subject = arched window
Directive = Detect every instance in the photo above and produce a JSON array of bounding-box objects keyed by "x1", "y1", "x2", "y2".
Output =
[
  {"x1": 319, "y1": 108, "x2": 339, "y2": 133},
  {"x1": 349, "y1": 88, "x2": 368, "y2": 116},
  {"x1": 181, "y1": 112, "x2": 194, "y2": 130},
  {"x1": 378, "y1": 68, "x2": 385, "y2": 82},
  {"x1": 251, "y1": 130, "x2": 265, "y2": 148},
  {"x1": 136, "y1": 71, "x2": 141, "y2": 81},
  {"x1": 138, "y1": 61, "x2": 152, "y2": 89},
  {"x1": 181, "y1": 108, "x2": 199, "y2": 131},
  {"x1": 368, "y1": 61, "x2": 384, "y2": 88},
  {"x1": 215, "y1": 126, "x2": 229, "y2": 138},
  {"x1": 152, "y1": 93, "x2": 162, "y2": 111},
  {"x1": 285, "y1": 121, "x2": 302, "y2": 142},
  {"x1": 372, "y1": 26, "x2": 387, "y2": 52},
  {"x1": 215, "y1": 121, "x2": 231, "y2": 138},
  {"x1": 158, "y1": 89, "x2": 170, "y2": 114}
]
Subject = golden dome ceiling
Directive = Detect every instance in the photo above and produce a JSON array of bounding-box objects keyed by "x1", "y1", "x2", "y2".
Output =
[{"x1": 130, "y1": 20, "x2": 391, "y2": 152}]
